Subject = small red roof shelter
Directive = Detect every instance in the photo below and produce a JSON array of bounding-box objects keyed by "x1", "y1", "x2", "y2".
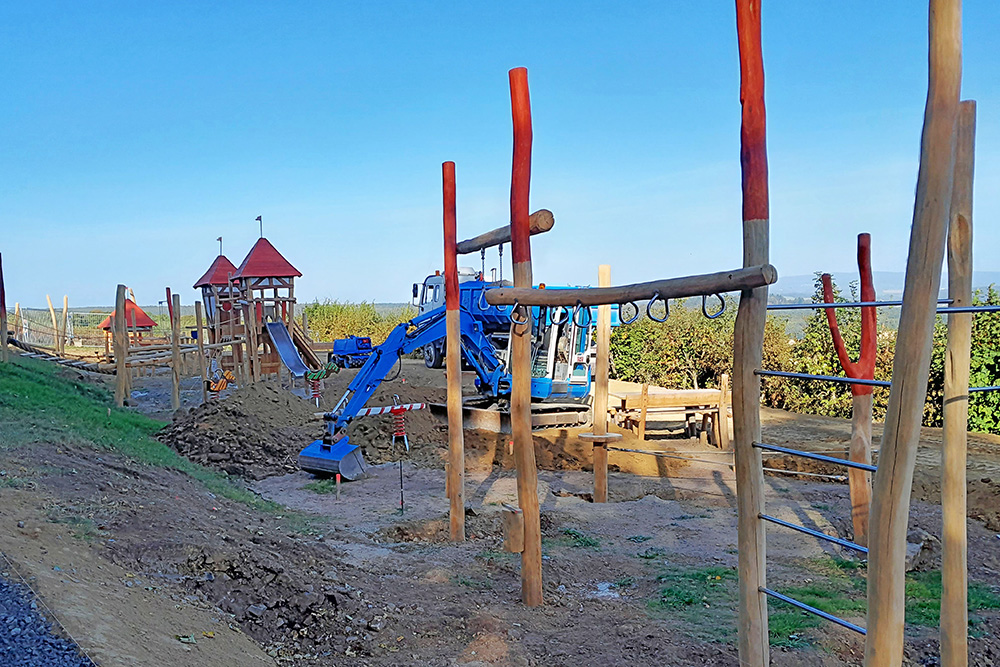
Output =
[
  {"x1": 233, "y1": 238, "x2": 302, "y2": 280},
  {"x1": 99, "y1": 299, "x2": 158, "y2": 330},
  {"x1": 194, "y1": 255, "x2": 239, "y2": 288}
]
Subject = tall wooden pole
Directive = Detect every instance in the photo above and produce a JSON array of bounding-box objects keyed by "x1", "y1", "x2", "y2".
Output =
[
  {"x1": 443, "y1": 160, "x2": 466, "y2": 542},
  {"x1": 60, "y1": 295, "x2": 69, "y2": 355},
  {"x1": 733, "y1": 1, "x2": 770, "y2": 664},
  {"x1": 170, "y1": 293, "x2": 182, "y2": 411},
  {"x1": 195, "y1": 301, "x2": 209, "y2": 404},
  {"x1": 113, "y1": 285, "x2": 128, "y2": 407},
  {"x1": 508, "y1": 66, "x2": 542, "y2": 607},
  {"x1": 940, "y1": 99, "x2": 975, "y2": 667},
  {"x1": 865, "y1": 2, "x2": 962, "y2": 664},
  {"x1": 46, "y1": 295, "x2": 58, "y2": 352},
  {"x1": 0, "y1": 253, "x2": 8, "y2": 364},
  {"x1": 593, "y1": 264, "x2": 612, "y2": 503}
]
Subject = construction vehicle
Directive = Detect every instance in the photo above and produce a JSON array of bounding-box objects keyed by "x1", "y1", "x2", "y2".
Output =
[
  {"x1": 328, "y1": 335, "x2": 374, "y2": 368},
  {"x1": 298, "y1": 273, "x2": 619, "y2": 478}
]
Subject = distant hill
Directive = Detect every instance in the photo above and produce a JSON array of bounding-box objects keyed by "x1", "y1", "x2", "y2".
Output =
[{"x1": 772, "y1": 271, "x2": 1000, "y2": 299}]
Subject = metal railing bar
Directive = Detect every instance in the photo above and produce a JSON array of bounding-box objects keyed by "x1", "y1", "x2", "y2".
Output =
[
  {"x1": 760, "y1": 587, "x2": 867, "y2": 635},
  {"x1": 753, "y1": 442, "x2": 877, "y2": 473},
  {"x1": 755, "y1": 370, "x2": 891, "y2": 388},
  {"x1": 759, "y1": 513, "x2": 868, "y2": 554},
  {"x1": 767, "y1": 299, "x2": 951, "y2": 311}
]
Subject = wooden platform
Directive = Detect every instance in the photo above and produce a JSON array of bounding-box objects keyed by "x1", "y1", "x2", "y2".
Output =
[{"x1": 607, "y1": 378, "x2": 731, "y2": 448}]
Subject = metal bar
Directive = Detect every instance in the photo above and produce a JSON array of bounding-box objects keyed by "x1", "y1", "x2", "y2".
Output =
[
  {"x1": 969, "y1": 386, "x2": 1000, "y2": 393},
  {"x1": 767, "y1": 299, "x2": 950, "y2": 311},
  {"x1": 754, "y1": 442, "x2": 877, "y2": 473},
  {"x1": 937, "y1": 305, "x2": 1000, "y2": 314},
  {"x1": 755, "y1": 369, "x2": 891, "y2": 388},
  {"x1": 760, "y1": 587, "x2": 866, "y2": 635},
  {"x1": 759, "y1": 513, "x2": 868, "y2": 554}
]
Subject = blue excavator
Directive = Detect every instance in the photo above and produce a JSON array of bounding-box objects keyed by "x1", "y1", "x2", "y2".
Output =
[{"x1": 298, "y1": 273, "x2": 617, "y2": 479}]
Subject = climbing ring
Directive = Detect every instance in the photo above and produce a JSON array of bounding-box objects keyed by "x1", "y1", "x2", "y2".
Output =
[
  {"x1": 646, "y1": 291, "x2": 670, "y2": 323},
  {"x1": 572, "y1": 300, "x2": 592, "y2": 328},
  {"x1": 702, "y1": 293, "x2": 727, "y2": 319},
  {"x1": 509, "y1": 300, "x2": 530, "y2": 326},
  {"x1": 618, "y1": 301, "x2": 641, "y2": 325},
  {"x1": 549, "y1": 305, "x2": 570, "y2": 326}
]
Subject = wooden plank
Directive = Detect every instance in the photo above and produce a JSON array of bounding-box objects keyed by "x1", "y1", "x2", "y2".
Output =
[
  {"x1": 733, "y1": 1, "x2": 770, "y2": 664},
  {"x1": 593, "y1": 264, "x2": 611, "y2": 503},
  {"x1": 508, "y1": 66, "x2": 542, "y2": 607},
  {"x1": 113, "y1": 285, "x2": 128, "y2": 406},
  {"x1": 170, "y1": 293, "x2": 182, "y2": 411},
  {"x1": 637, "y1": 384, "x2": 649, "y2": 441},
  {"x1": 941, "y1": 99, "x2": 975, "y2": 667},
  {"x1": 195, "y1": 301, "x2": 209, "y2": 404},
  {"x1": 46, "y1": 295, "x2": 59, "y2": 352},
  {"x1": 0, "y1": 253, "x2": 7, "y2": 364},
  {"x1": 455, "y1": 209, "x2": 554, "y2": 255},
  {"x1": 443, "y1": 160, "x2": 465, "y2": 542},
  {"x1": 613, "y1": 388, "x2": 726, "y2": 410},
  {"x1": 865, "y1": 2, "x2": 962, "y2": 664},
  {"x1": 485, "y1": 264, "x2": 777, "y2": 308},
  {"x1": 718, "y1": 373, "x2": 731, "y2": 450},
  {"x1": 501, "y1": 504, "x2": 525, "y2": 553}
]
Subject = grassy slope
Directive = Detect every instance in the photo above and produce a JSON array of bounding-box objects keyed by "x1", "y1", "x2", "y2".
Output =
[{"x1": 0, "y1": 356, "x2": 278, "y2": 511}]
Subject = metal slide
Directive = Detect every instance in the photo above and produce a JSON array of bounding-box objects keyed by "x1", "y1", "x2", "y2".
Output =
[{"x1": 264, "y1": 321, "x2": 311, "y2": 378}]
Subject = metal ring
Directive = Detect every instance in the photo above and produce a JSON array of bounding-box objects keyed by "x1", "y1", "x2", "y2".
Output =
[
  {"x1": 572, "y1": 301, "x2": 592, "y2": 328},
  {"x1": 619, "y1": 301, "x2": 641, "y2": 325},
  {"x1": 702, "y1": 293, "x2": 727, "y2": 319},
  {"x1": 549, "y1": 306, "x2": 570, "y2": 326},
  {"x1": 509, "y1": 300, "x2": 530, "y2": 326},
  {"x1": 478, "y1": 289, "x2": 492, "y2": 312},
  {"x1": 646, "y1": 292, "x2": 669, "y2": 323}
]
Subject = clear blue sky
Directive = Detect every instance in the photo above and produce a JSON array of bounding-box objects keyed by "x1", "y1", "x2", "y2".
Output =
[{"x1": 1, "y1": 1, "x2": 997, "y2": 308}]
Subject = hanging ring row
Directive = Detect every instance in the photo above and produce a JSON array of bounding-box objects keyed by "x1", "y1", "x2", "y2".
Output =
[
  {"x1": 509, "y1": 293, "x2": 728, "y2": 327},
  {"x1": 509, "y1": 300, "x2": 530, "y2": 325}
]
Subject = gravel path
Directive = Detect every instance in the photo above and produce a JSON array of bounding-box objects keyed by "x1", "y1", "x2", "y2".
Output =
[{"x1": 0, "y1": 576, "x2": 94, "y2": 667}]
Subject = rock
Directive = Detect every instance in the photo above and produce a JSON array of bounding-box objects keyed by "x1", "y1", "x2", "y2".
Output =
[
  {"x1": 905, "y1": 528, "x2": 941, "y2": 572},
  {"x1": 247, "y1": 603, "x2": 267, "y2": 618}
]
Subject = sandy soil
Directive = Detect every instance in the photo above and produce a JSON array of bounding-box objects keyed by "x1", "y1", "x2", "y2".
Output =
[{"x1": 3, "y1": 360, "x2": 999, "y2": 666}]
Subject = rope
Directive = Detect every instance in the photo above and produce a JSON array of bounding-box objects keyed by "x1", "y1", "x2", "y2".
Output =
[
  {"x1": 762, "y1": 467, "x2": 847, "y2": 481},
  {"x1": 0, "y1": 550, "x2": 98, "y2": 666}
]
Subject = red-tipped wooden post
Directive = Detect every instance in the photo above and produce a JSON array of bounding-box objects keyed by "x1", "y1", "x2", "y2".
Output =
[
  {"x1": 0, "y1": 253, "x2": 8, "y2": 363},
  {"x1": 821, "y1": 233, "x2": 876, "y2": 547},
  {"x1": 733, "y1": 1, "x2": 770, "y2": 664},
  {"x1": 940, "y1": 99, "x2": 975, "y2": 667},
  {"x1": 508, "y1": 66, "x2": 542, "y2": 607},
  {"x1": 866, "y1": 1, "x2": 962, "y2": 664},
  {"x1": 443, "y1": 160, "x2": 466, "y2": 542}
]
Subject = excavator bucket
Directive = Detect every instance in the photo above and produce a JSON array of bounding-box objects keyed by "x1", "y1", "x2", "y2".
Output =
[{"x1": 298, "y1": 438, "x2": 368, "y2": 480}]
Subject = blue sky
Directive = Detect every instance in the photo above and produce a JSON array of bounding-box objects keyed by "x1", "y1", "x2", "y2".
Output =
[{"x1": 1, "y1": 1, "x2": 997, "y2": 308}]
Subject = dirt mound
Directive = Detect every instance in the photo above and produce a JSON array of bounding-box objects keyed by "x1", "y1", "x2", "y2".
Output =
[
  {"x1": 912, "y1": 474, "x2": 1000, "y2": 532},
  {"x1": 157, "y1": 380, "x2": 449, "y2": 479}
]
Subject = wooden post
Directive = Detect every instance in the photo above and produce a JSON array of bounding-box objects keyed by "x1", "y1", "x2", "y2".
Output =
[
  {"x1": 508, "y1": 66, "x2": 542, "y2": 607},
  {"x1": 443, "y1": 160, "x2": 465, "y2": 542},
  {"x1": 13, "y1": 303, "x2": 21, "y2": 340},
  {"x1": 301, "y1": 311, "x2": 309, "y2": 339},
  {"x1": 196, "y1": 301, "x2": 209, "y2": 404},
  {"x1": 718, "y1": 373, "x2": 731, "y2": 450},
  {"x1": 822, "y1": 233, "x2": 878, "y2": 547},
  {"x1": 60, "y1": 295, "x2": 69, "y2": 355},
  {"x1": 593, "y1": 264, "x2": 612, "y2": 503},
  {"x1": 46, "y1": 295, "x2": 59, "y2": 352},
  {"x1": 733, "y1": 1, "x2": 770, "y2": 664},
  {"x1": 638, "y1": 383, "x2": 649, "y2": 442},
  {"x1": 113, "y1": 285, "x2": 128, "y2": 407},
  {"x1": 170, "y1": 293, "x2": 182, "y2": 411},
  {"x1": 866, "y1": 2, "x2": 962, "y2": 664},
  {"x1": 0, "y1": 253, "x2": 7, "y2": 364},
  {"x1": 941, "y1": 99, "x2": 975, "y2": 667}
]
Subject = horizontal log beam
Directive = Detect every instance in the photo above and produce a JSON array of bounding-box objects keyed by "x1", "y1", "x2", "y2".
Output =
[
  {"x1": 484, "y1": 264, "x2": 777, "y2": 308},
  {"x1": 455, "y1": 209, "x2": 554, "y2": 255}
]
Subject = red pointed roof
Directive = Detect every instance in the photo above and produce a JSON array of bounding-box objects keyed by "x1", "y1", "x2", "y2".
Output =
[
  {"x1": 233, "y1": 237, "x2": 302, "y2": 280},
  {"x1": 99, "y1": 300, "x2": 158, "y2": 330},
  {"x1": 194, "y1": 255, "x2": 238, "y2": 288}
]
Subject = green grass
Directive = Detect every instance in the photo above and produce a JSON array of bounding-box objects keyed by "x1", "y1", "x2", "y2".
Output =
[
  {"x1": 0, "y1": 357, "x2": 290, "y2": 517},
  {"x1": 302, "y1": 478, "x2": 339, "y2": 494},
  {"x1": 561, "y1": 527, "x2": 600, "y2": 548},
  {"x1": 452, "y1": 575, "x2": 493, "y2": 590},
  {"x1": 647, "y1": 565, "x2": 738, "y2": 642},
  {"x1": 905, "y1": 570, "x2": 1000, "y2": 627}
]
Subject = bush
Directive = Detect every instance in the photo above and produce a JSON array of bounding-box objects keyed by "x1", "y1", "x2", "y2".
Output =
[{"x1": 302, "y1": 301, "x2": 416, "y2": 345}]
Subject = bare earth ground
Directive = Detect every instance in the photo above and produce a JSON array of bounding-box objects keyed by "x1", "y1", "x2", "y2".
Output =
[{"x1": 2, "y1": 359, "x2": 999, "y2": 666}]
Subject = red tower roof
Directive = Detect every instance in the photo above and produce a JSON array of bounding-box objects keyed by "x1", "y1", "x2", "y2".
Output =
[
  {"x1": 99, "y1": 300, "x2": 158, "y2": 330},
  {"x1": 233, "y1": 237, "x2": 302, "y2": 280},
  {"x1": 193, "y1": 255, "x2": 238, "y2": 288}
]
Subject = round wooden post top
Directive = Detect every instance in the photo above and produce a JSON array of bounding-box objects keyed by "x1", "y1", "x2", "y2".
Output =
[{"x1": 579, "y1": 433, "x2": 623, "y2": 444}]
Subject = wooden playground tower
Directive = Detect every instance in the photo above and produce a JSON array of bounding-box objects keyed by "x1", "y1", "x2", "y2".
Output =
[
  {"x1": 194, "y1": 237, "x2": 315, "y2": 381},
  {"x1": 438, "y1": 1, "x2": 976, "y2": 666}
]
